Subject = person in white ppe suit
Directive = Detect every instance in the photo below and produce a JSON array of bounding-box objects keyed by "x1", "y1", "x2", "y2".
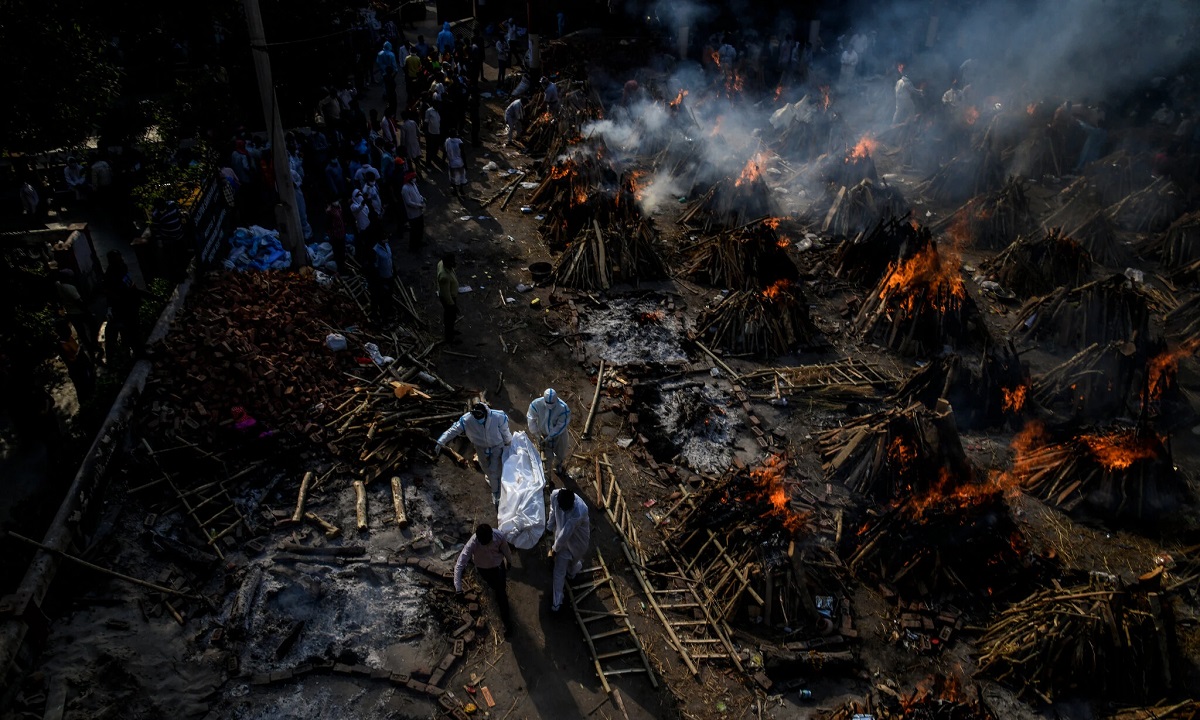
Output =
[
  {"x1": 437, "y1": 402, "x2": 513, "y2": 506},
  {"x1": 545, "y1": 487, "x2": 590, "y2": 613},
  {"x1": 527, "y1": 388, "x2": 570, "y2": 479}
]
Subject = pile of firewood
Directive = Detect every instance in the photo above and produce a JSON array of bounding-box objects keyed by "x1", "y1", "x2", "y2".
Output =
[
  {"x1": 680, "y1": 170, "x2": 776, "y2": 232},
  {"x1": 938, "y1": 177, "x2": 1035, "y2": 250},
  {"x1": 1110, "y1": 176, "x2": 1185, "y2": 234},
  {"x1": 142, "y1": 271, "x2": 364, "y2": 446},
  {"x1": 1106, "y1": 702, "x2": 1200, "y2": 720},
  {"x1": 916, "y1": 138, "x2": 1003, "y2": 205},
  {"x1": 1166, "y1": 294, "x2": 1200, "y2": 343},
  {"x1": 892, "y1": 342, "x2": 1029, "y2": 430},
  {"x1": 1004, "y1": 422, "x2": 1180, "y2": 520},
  {"x1": 1083, "y1": 149, "x2": 1154, "y2": 205},
  {"x1": 1045, "y1": 179, "x2": 1130, "y2": 266},
  {"x1": 531, "y1": 146, "x2": 621, "y2": 250},
  {"x1": 980, "y1": 229, "x2": 1093, "y2": 298},
  {"x1": 550, "y1": 218, "x2": 666, "y2": 290},
  {"x1": 832, "y1": 214, "x2": 933, "y2": 287},
  {"x1": 693, "y1": 281, "x2": 821, "y2": 357},
  {"x1": 816, "y1": 402, "x2": 976, "y2": 503},
  {"x1": 853, "y1": 243, "x2": 987, "y2": 356},
  {"x1": 978, "y1": 578, "x2": 1174, "y2": 702},
  {"x1": 680, "y1": 219, "x2": 798, "y2": 290},
  {"x1": 818, "y1": 676, "x2": 996, "y2": 720},
  {"x1": 1008, "y1": 275, "x2": 1154, "y2": 352},
  {"x1": 818, "y1": 179, "x2": 910, "y2": 237},
  {"x1": 1162, "y1": 211, "x2": 1200, "y2": 269},
  {"x1": 1030, "y1": 342, "x2": 1140, "y2": 421}
]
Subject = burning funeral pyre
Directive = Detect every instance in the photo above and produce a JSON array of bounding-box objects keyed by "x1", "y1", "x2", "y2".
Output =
[
  {"x1": 1044, "y1": 178, "x2": 1129, "y2": 266},
  {"x1": 853, "y1": 239, "x2": 987, "y2": 356},
  {"x1": 832, "y1": 214, "x2": 934, "y2": 286},
  {"x1": 679, "y1": 150, "x2": 778, "y2": 231},
  {"x1": 938, "y1": 176, "x2": 1036, "y2": 250},
  {"x1": 1003, "y1": 421, "x2": 1183, "y2": 521},
  {"x1": 694, "y1": 280, "x2": 822, "y2": 357},
  {"x1": 680, "y1": 218, "x2": 797, "y2": 290},
  {"x1": 819, "y1": 675, "x2": 997, "y2": 720},
  {"x1": 892, "y1": 342, "x2": 1030, "y2": 430}
]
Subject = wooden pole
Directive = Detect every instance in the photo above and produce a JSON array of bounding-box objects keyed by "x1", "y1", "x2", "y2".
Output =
[
  {"x1": 390, "y1": 476, "x2": 409, "y2": 528},
  {"x1": 581, "y1": 359, "x2": 606, "y2": 440},
  {"x1": 292, "y1": 471, "x2": 314, "y2": 523},
  {"x1": 353, "y1": 480, "x2": 368, "y2": 532},
  {"x1": 3, "y1": 531, "x2": 196, "y2": 598}
]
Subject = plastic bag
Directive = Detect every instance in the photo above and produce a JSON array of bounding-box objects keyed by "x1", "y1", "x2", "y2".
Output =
[{"x1": 497, "y1": 432, "x2": 546, "y2": 549}]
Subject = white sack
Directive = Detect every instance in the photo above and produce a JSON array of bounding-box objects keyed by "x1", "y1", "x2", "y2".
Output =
[{"x1": 497, "y1": 431, "x2": 546, "y2": 549}]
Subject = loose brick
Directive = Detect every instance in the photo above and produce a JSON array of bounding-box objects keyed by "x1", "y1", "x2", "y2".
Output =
[
  {"x1": 390, "y1": 672, "x2": 410, "y2": 684},
  {"x1": 333, "y1": 663, "x2": 354, "y2": 675},
  {"x1": 452, "y1": 639, "x2": 465, "y2": 657},
  {"x1": 428, "y1": 669, "x2": 445, "y2": 687},
  {"x1": 406, "y1": 679, "x2": 429, "y2": 693},
  {"x1": 461, "y1": 630, "x2": 476, "y2": 644}
]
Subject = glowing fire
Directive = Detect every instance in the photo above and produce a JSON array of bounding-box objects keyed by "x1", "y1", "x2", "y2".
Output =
[
  {"x1": 725, "y1": 71, "x2": 745, "y2": 94},
  {"x1": 1147, "y1": 339, "x2": 1199, "y2": 402},
  {"x1": 819, "y1": 85, "x2": 831, "y2": 110},
  {"x1": 1026, "y1": 103, "x2": 1037, "y2": 115},
  {"x1": 735, "y1": 151, "x2": 770, "y2": 187},
  {"x1": 1001, "y1": 384, "x2": 1028, "y2": 413},
  {"x1": 761, "y1": 279, "x2": 791, "y2": 301},
  {"x1": 1081, "y1": 432, "x2": 1159, "y2": 471},
  {"x1": 550, "y1": 163, "x2": 574, "y2": 180},
  {"x1": 626, "y1": 169, "x2": 648, "y2": 201},
  {"x1": 965, "y1": 106, "x2": 980, "y2": 124},
  {"x1": 777, "y1": 237, "x2": 791, "y2": 248},
  {"x1": 710, "y1": 50, "x2": 720, "y2": 67},
  {"x1": 762, "y1": 217, "x2": 782, "y2": 229},
  {"x1": 902, "y1": 675, "x2": 968, "y2": 711},
  {"x1": 877, "y1": 244, "x2": 966, "y2": 315},
  {"x1": 774, "y1": 84, "x2": 783, "y2": 101},
  {"x1": 574, "y1": 187, "x2": 588, "y2": 205},
  {"x1": 750, "y1": 454, "x2": 804, "y2": 534},
  {"x1": 638, "y1": 310, "x2": 664, "y2": 324},
  {"x1": 888, "y1": 435, "x2": 917, "y2": 473},
  {"x1": 670, "y1": 89, "x2": 688, "y2": 108},
  {"x1": 848, "y1": 135, "x2": 878, "y2": 160},
  {"x1": 710, "y1": 116, "x2": 724, "y2": 137}
]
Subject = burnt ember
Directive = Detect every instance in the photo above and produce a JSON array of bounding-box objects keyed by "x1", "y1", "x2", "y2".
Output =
[
  {"x1": 630, "y1": 379, "x2": 739, "y2": 472},
  {"x1": 853, "y1": 241, "x2": 988, "y2": 357},
  {"x1": 1003, "y1": 421, "x2": 1183, "y2": 522},
  {"x1": 980, "y1": 228, "x2": 1093, "y2": 298}
]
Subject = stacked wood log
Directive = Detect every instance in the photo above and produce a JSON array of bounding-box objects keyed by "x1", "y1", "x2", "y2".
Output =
[
  {"x1": 892, "y1": 342, "x2": 1029, "y2": 430},
  {"x1": 1082, "y1": 149, "x2": 1154, "y2": 206},
  {"x1": 816, "y1": 402, "x2": 976, "y2": 503},
  {"x1": 769, "y1": 94, "x2": 844, "y2": 161},
  {"x1": 1165, "y1": 294, "x2": 1200, "y2": 343},
  {"x1": 980, "y1": 229, "x2": 1093, "y2": 298},
  {"x1": 1045, "y1": 179, "x2": 1130, "y2": 266},
  {"x1": 141, "y1": 271, "x2": 364, "y2": 448},
  {"x1": 819, "y1": 179, "x2": 910, "y2": 237},
  {"x1": 550, "y1": 218, "x2": 666, "y2": 290},
  {"x1": 1003, "y1": 421, "x2": 1181, "y2": 520},
  {"x1": 1030, "y1": 342, "x2": 1140, "y2": 421},
  {"x1": 818, "y1": 677, "x2": 996, "y2": 720},
  {"x1": 1110, "y1": 177, "x2": 1185, "y2": 234},
  {"x1": 1008, "y1": 275, "x2": 1154, "y2": 352},
  {"x1": 680, "y1": 166, "x2": 776, "y2": 232},
  {"x1": 680, "y1": 219, "x2": 798, "y2": 290},
  {"x1": 916, "y1": 137, "x2": 1003, "y2": 205},
  {"x1": 853, "y1": 243, "x2": 988, "y2": 356},
  {"x1": 977, "y1": 578, "x2": 1174, "y2": 702},
  {"x1": 938, "y1": 177, "x2": 1035, "y2": 250},
  {"x1": 693, "y1": 281, "x2": 821, "y2": 357},
  {"x1": 832, "y1": 214, "x2": 934, "y2": 287},
  {"x1": 532, "y1": 147, "x2": 620, "y2": 251},
  {"x1": 1105, "y1": 701, "x2": 1200, "y2": 720},
  {"x1": 850, "y1": 488, "x2": 1033, "y2": 602},
  {"x1": 1162, "y1": 211, "x2": 1200, "y2": 269}
]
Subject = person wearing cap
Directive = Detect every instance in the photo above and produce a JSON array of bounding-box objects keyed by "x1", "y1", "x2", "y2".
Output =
[
  {"x1": 436, "y1": 402, "x2": 513, "y2": 506},
  {"x1": 400, "y1": 171, "x2": 426, "y2": 250},
  {"x1": 545, "y1": 487, "x2": 590, "y2": 613},
  {"x1": 454, "y1": 522, "x2": 514, "y2": 638},
  {"x1": 527, "y1": 388, "x2": 571, "y2": 479}
]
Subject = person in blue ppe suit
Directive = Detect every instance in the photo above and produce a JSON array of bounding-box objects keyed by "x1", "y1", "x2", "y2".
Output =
[
  {"x1": 527, "y1": 388, "x2": 571, "y2": 480},
  {"x1": 377, "y1": 41, "x2": 398, "y2": 78},
  {"x1": 437, "y1": 22, "x2": 455, "y2": 56},
  {"x1": 545, "y1": 487, "x2": 589, "y2": 613},
  {"x1": 437, "y1": 402, "x2": 513, "y2": 506}
]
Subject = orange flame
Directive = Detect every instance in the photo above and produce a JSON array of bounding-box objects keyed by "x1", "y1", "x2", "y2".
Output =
[
  {"x1": 1147, "y1": 339, "x2": 1199, "y2": 402},
  {"x1": 1026, "y1": 103, "x2": 1037, "y2": 116},
  {"x1": 819, "y1": 85, "x2": 831, "y2": 111},
  {"x1": 670, "y1": 89, "x2": 688, "y2": 108},
  {"x1": 750, "y1": 454, "x2": 804, "y2": 534},
  {"x1": 711, "y1": 50, "x2": 721, "y2": 67},
  {"x1": 965, "y1": 106, "x2": 980, "y2": 124},
  {"x1": 849, "y1": 135, "x2": 878, "y2": 160},
  {"x1": 774, "y1": 84, "x2": 783, "y2": 101},
  {"x1": 726, "y1": 70, "x2": 745, "y2": 94},
  {"x1": 878, "y1": 244, "x2": 966, "y2": 314},
  {"x1": 550, "y1": 164, "x2": 573, "y2": 180},
  {"x1": 762, "y1": 279, "x2": 791, "y2": 301},
  {"x1": 777, "y1": 236, "x2": 791, "y2": 248},
  {"x1": 1001, "y1": 384, "x2": 1028, "y2": 413},
  {"x1": 1081, "y1": 431, "x2": 1160, "y2": 471},
  {"x1": 735, "y1": 151, "x2": 770, "y2": 187},
  {"x1": 762, "y1": 217, "x2": 782, "y2": 229},
  {"x1": 574, "y1": 187, "x2": 588, "y2": 205},
  {"x1": 626, "y1": 169, "x2": 648, "y2": 201}
]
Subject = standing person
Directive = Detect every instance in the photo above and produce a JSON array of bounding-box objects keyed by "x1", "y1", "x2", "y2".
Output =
[
  {"x1": 467, "y1": 36, "x2": 484, "y2": 84},
  {"x1": 377, "y1": 41, "x2": 398, "y2": 105},
  {"x1": 53, "y1": 269, "x2": 99, "y2": 354},
  {"x1": 467, "y1": 80, "x2": 482, "y2": 147},
  {"x1": 400, "y1": 171, "x2": 426, "y2": 250},
  {"x1": 401, "y1": 112, "x2": 423, "y2": 172},
  {"x1": 504, "y1": 97, "x2": 523, "y2": 145},
  {"x1": 436, "y1": 402, "x2": 513, "y2": 506},
  {"x1": 150, "y1": 198, "x2": 186, "y2": 282},
  {"x1": 545, "y1": 487, "x2": 590, "y2": 613},
  {"x1": 325, "y1": 200, "x2": 347, "y2": 271},
  {"x1": 371, "y1": 234, "x2": 394, "y2": 319},
  {"x1": 361, "y1": 171, "x2": 383, "y2": 216},
  {"x1": 350, "y1": 187, "x2": 372, "y2": 253},
  {"x1": 541, "y1": 77, "x2": 559, "y2": 114},
  {"x1": 436, "y1": 22, "x2": 455, "y2": 56},
  {"x1": 325, "y1": 157, "x2": 347, "y2": 200},
  {"x1": 424, "y1": 101, "x2": 443, "y2": 166},
  {"x1": 444, "y1": 130, "x2": 467, "y2": 199},
  {"x1": 893, "y1": 70, "x2": 918, "y2": 125},
  {"x1": 454, "y1": 523, "x2": 514, "y2": 638},
  {"x1": 527, "y1": 388, "x2": 571, "y2": 479},
  {"x1": 64, "y1": 157, "x2": 89, "y2": 200},
  {"x1": 495, "y1": 36, "x2": 511, "y2": 87},
  {"x1": 102, "y1": 251, "x2": 146, "y2": 362},
  {"x1": 436, "y1": 252, "x2": 459, "y2": 341}
]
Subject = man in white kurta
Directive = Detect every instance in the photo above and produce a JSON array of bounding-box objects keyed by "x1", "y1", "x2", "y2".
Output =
[{"x1": 546, "y1": 487, "x2": 590, "y2": 612}]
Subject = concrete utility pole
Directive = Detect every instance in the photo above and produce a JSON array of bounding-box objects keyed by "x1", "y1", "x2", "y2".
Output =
[{"x1": 243, "y1": 0, "x2": 306, "y2": 268}]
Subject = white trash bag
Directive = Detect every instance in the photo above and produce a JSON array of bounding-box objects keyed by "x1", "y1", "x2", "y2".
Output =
[{"x1": 497, "y1": 431, "x2": 546, "y2": 549}]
